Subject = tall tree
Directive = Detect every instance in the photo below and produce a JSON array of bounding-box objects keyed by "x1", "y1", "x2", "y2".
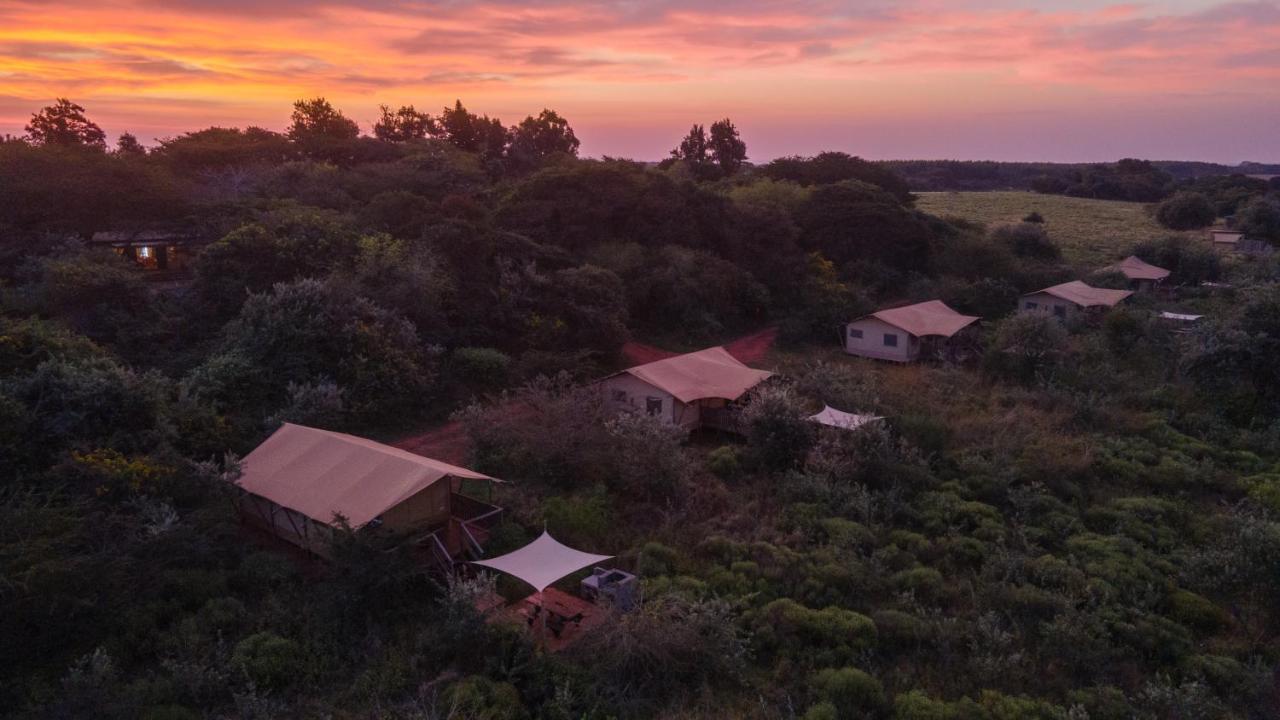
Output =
[
  {"x1": 286, "y1": 97, "x2": 359, "y2": 144},
  {"x1": 670, "y1": 124, "x2": 709, "y2": 166},
  {"x1": 507, "y1": 109, "x2": 580, "y2": 169},
  {"x1": 439, "y1": 100, "x2": 508, "y2": 158},
  {"x1": 114, "y1": 132, "x2": 146, "y2": 156},
  {"x1": 708, "y1": 118, "x2": 747, "y2": 176},
  {"x1": 373, "y1": 104, "x2": 438, "y2": 142},
  {"x1": 24, "y1": 99, "x2": 107, "y2": 149}
]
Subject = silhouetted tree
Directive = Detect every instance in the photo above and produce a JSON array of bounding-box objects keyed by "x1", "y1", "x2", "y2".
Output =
[
  {"x1": 24, "y1": 99, "x2": 106, "y2": 149},
  {"x1": 373, "y1": 104, "x2": 437, "y2": 142},
  {"x1": 439, "y1": 100, "x2": 507, "y2": 158},
  {"x1": 114, "y1": 133, "x2": 146, "y2": 156},
  {"x1": 507, "y1": 109, "x2": 579, "y2": 169},
  {"x1": 708, "y1": 118, "x2": 747, "y2": 176}
]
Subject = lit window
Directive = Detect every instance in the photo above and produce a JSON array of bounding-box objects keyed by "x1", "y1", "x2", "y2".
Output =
[
  {"x1": 883, "y1": 334, "x2": 898, "y2": 347},
  {"x1": 137, "y1": 246, "x2": 152, "y2": 259}
]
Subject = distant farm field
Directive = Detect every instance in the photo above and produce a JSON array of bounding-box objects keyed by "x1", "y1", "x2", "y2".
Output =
[{"x1": 916, "y1": 191, "x2": 1190, "y2": 268}]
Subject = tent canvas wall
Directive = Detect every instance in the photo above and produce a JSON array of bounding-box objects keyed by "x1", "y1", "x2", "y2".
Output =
[
  {"x1": 231, "y1": 423, "x2": 499, "y2": 557},
  {"x1": 844, "y1": 300, "x2": 979, "y2": 363},
  {"x1": 1106, "y1": 256, "x2": 1170, "y2": 292},
  {"x1": 1020, "y1": 281, "x2": 1132, "y2": 321},
  {"x1": 601, "y1": 347, "x2": 772, "y2": 430}
]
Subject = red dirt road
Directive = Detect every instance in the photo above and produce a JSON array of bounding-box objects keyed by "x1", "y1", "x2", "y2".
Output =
[
  {"x1": 620, "y1": 326, "x2": 778, "y2": 366},
  {"x1": 392, "y1": 416, "x2": 472, "y2": 465},
  {"x1": 394, "y1": 327, "x2": 777, "y2": 462}
]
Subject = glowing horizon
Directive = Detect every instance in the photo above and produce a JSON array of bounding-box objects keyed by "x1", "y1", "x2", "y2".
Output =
[{"x1": 1, "y1": 0, "x2": 1278, "y2": 163}]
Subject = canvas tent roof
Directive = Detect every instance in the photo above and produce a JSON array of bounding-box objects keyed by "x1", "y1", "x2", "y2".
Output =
[
  {"x1": 1108, "y1": 256, "x2": 1170, "y2": 282},
  {"x1": 471, "y1": 531, "x2": 613, "y2": 592},
  {"x1": 618, "y1": 346, "x2": 773, "y2": 403},
  {"x1": 1029, "y1": 281, "x2": 1132, "y2": 308},
  {"x1": 236, "y1": 423, "x2": 497, "y2": 529},
  {"x1": 809, "y1": 405, "x2": 883, "y2": 431},
  {"x1": 856, "y1": 300, "x2": 979, "y2": 338}
]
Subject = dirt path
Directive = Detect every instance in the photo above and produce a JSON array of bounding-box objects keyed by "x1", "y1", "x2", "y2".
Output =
[
  {"x1": 392, "y1": 417, "x2": 472, "y2": 465},
  {"x1": 397, "y1": 327, "x2": 778, "y2": 462},
  {"x1": 722, "y1": 326, "x2": 778, "y2": 365},
  {"x1": 622, "y1": 326, "x2": 778, "y2": 366}
]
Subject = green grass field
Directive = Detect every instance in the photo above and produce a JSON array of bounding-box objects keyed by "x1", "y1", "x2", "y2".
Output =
[{"x1": 916, "y1": 191, "x2": 1192, "y2": 268}]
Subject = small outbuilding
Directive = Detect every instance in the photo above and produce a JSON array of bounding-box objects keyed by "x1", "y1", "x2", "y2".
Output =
[
  {"x1": 89, "y1": 230, "x2": 205, "y2": 272},
  {"x1": 601, "y1": 347, "x2": 772, "y2": 431},
  {"x1": 1209, "y1": 229, "x2": 1244, "y2": 247},
  {"x1": 1019, "y1": 281, "x2": 1132, "y2": 320},
  {"x1": 1105, "y1": 255, "x2": 1171, "y2": 292},
  {"x1": 844, "y1": 300, "x2": 979, "y2": 362},
  {"x1": 231, "y1": 423, "x2": 503, "y2": 565}
]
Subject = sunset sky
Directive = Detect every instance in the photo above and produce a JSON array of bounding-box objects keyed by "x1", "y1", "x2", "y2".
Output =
[{"x1": 1, "y1": 0, "x2": 1277, "y2": 162}]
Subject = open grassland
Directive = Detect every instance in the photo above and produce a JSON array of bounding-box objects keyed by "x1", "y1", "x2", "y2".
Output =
[{"x1": 916, "y1": 191, "x2": 1194, "y2": 268}]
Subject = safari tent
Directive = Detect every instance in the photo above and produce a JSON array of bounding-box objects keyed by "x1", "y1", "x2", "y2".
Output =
[
  {"x1": 601, "y1": 347, "x2": 772, "y2": 431},
  {"x1": 230, "y1": 423, "x2": 503, "y2": 565},
  {"x1": 1019, "y1": 281, "x2": 1132, "y2": 320},
  {"x1": 844, "y1": 300, "x2": 979, "y2": 362},
  {"x1": 1106, "y1": 255, "x2": 1170, "y2": 292}
]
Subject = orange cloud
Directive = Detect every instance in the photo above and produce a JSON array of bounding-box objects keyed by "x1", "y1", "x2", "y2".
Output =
[{"x1": 0, "y1": 0, "x2": 1277, "y2": 160}]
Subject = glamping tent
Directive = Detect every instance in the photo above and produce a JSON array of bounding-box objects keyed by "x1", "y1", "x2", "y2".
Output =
[
  {"x1": 601, "y1": 347, "x2": 773, "y2": 431},
  {"x1": 1106, "y1": 255, "x2": 1170, "y2": 291},
  {"x1": 231, "y1": 423, "x2": 502, "y2": 564},
  {"x1": 1019, "y1": 281, "x2": 1132, "y2": 320},
  {"x1": 844, "y1": 300, "x2": 980, "y2": 362}
]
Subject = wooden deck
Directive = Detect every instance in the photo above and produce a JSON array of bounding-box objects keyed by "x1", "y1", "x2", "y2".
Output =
[{"x1": 485, "y1": 587, "x2": 609, "y2": 652}]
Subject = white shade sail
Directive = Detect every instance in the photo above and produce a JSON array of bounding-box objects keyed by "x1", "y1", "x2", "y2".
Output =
[
  {"x1": 808, "y1": 405, "x2": 883, "y2": 431},
  {"x1": 471, "y1": 531, "x2": 613, "y2": 592}
]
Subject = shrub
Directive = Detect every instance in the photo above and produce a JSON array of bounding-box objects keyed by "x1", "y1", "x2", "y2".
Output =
[
  {"x1": 982, "y1": 313, "x2": 1069, "y2": 385},
  {"x1": 890, "y1": 567, "x2": 945, "y2": 601},
  {"x1": 1167, "y1": 589, "x2": 1226, "y2": 633},
  {"x1": 230, "y1": 632, "x2": 303, "y2": 689},
  {"x1": 450, "y1": 347, "x2": 511, "y2": 393},
  {"x1": 892, "y1": 690, "x2": 950, "y2": 720},
  {"x1": 1156, "y1": 192, "x2": 1215, "y2": 230},
  {"x1": 444, "y1": 676, "x2": 528, "y2": 720},
  {"x1": 992, "y1": 222, "x2": 1060, "y2": 260},
  {"x1": 754, "y1": 598, "x2": 877, "y2": 666},
  {"x1": 810, "y1": 667, "x2": 886, "y2": 718},
  {"x1": 706, "y1": 445, "x2": 742, "y2": 479},
  {"x1": 801, "y1": 701, "x2": 840, "y2": 720},
  {"x1": 741, "y1": 385, "x2": 815, "y2": 471},
  {"x1": 637, "y1": 541, "x2": 680, "y2": 577}
]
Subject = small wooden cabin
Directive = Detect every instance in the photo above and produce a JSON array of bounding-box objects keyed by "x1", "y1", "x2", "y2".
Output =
[
  {"x1": 1105, "y1": 255, "x2": 1170, "y2": 292},
  {"x1": 1019, "y1": 281, "x2": 1132, "y2": 321},
  {"x1": 601, "y1": 347, "x2": 772, "y2": 432},
  {"x1": 1209, "y1": 229, "x2": 1244, "y2": 247},
  {"x1": 230, "y1": 423, "x2": 503, "y2": 567},
  {"x1": 844, "y1": 300, "x2": 979, "y2": 363}
]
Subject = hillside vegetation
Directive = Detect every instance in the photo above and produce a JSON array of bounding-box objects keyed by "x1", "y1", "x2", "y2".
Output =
[
  {"x1": 2, "y1": 98, "x2": 1280, "y2": 719},
  {"x1": 916, "y1": 191, "x2": 1196, "y2": 267}
]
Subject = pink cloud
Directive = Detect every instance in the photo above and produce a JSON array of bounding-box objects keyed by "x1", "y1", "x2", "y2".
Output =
[{"x1": 0, "y1": 0, "x2": 1275, "y2": 160}]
